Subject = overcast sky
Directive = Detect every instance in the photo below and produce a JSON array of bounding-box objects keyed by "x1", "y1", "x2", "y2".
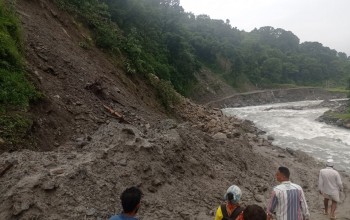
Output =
[{"x1": 180, "y1": 0, "x2": 350, "y2": 56}]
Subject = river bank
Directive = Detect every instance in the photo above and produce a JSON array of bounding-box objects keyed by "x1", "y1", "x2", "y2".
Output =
[
  {"x1": 206, "y1": 87, "x2": 347, "y2": 108},
  {"x1": 318, "y1": 100, "x2": 350, "y2": 129}
]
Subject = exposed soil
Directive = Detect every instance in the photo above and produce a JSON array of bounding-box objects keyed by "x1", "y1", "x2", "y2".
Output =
[
  {"x1": 0, "y1": 0, "x2": 350, "y2": 219},
  {"x1": 15, "y1": 0, "x2": 165, "y2": 153}
]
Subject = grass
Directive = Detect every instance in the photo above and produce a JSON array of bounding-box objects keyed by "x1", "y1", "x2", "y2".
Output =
[
  {"x1": 325, "y1": 88, "x2": 349, "y2": 93},
  {"x1": 330, "y1": 113, "x2": 350, "y2": 120},
  {"x1": 0, "y1": 0, "x2": 40, "y2": 151},
  {"x1": 0, "y1": 113, "x2": 36, "y2": 151}
]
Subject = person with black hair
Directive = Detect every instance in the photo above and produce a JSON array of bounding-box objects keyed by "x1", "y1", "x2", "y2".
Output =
[
  {"x1": 109, "y1": 187, "x2": 142, "y2": 220},
  {"x1": 243, "y1": 204, "x2": 267, "y2": 220},
  {"x1": 215, "y1": 185, "x2": 244, "y2": 220},
  {"x1": 267, "y1": 167, "x2": 310, "y2": 220}
]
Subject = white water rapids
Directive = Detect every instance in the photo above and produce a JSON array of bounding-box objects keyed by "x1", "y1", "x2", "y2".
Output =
[{"x1": 223, "y1": 100, "x2": 350, "y2": 172}]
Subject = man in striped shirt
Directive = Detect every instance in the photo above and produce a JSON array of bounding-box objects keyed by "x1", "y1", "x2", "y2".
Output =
[{"x1": 267, "y1": 167, "x2": 310, "y2": 220}]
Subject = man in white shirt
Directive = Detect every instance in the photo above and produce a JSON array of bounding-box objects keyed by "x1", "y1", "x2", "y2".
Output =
[{"x1": 318, "y1": 159, "x2": 343, "y2": 219}]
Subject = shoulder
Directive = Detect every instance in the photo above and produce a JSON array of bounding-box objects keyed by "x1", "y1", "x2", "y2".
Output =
[
  {"x1": 273, "y1": 183, "x2": 286, "y2": 191},
  {"x1": 290, "y1": 182, "x2": 302, "y2": 188}
]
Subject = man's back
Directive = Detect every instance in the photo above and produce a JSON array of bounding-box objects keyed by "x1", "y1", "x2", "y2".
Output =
[
  {"x1": 319, "y1": 167, "x2": 343, "y2": 195},
  {"x1": 268, "y1": 181, "x2": 309, "y2": 220}
]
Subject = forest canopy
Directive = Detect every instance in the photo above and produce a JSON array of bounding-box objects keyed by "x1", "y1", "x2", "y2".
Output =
[{"x1": 56, "y1": 0, "x2": 350, "y2": 94}]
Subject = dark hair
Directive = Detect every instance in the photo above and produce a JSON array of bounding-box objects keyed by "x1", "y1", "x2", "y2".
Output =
[
  {"x1": 227, "y1": 192, "x2": 234, "y2": 202},
  {"x1": 278, "y1": 166, "x2": 290, "y2": 179},
  {"x1": 120, "y1": 187, "x2": 142, "y2": 213},
  {"x1": 243, "y1": 204, "x2": 267, "y2": 220}
]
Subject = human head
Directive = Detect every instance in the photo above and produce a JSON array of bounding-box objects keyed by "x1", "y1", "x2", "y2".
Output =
[
  {"x1": 120, "y1": 187, "x2": 142, "y2": 214},
  {"x1": 224, "y1": 185, "x2": 242, "y2": 204},
  {"x1": 326, "y1": 159, "x2": 334, "y2": 167},
  {"x1": 243, "y1": 204, "x2": 267, "y2": 220},
  {"x1": 276, "y1": 166, "x2": 290, "y2": 182}
]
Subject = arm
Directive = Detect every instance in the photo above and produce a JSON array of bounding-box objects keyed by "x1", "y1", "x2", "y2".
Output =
[
  {"x1": 267, "y1": 190, "x2": 277, "y2": 218},
  {"x1": 336, "y1": 172, "x2": 343, "y2": 192},
  {"x1": 318, "y1": 171, "x2": 323, "y2": 193},
  {"x1": 300, "y1": 189, "x2": 310, "y2": 219}
]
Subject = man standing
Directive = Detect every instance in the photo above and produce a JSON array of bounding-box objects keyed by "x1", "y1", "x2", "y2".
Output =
[
  {"x1": 319, "y1": 159, "x2": 343, "y2": 219},
  {"x1": 109, "y1": 187, "x2": 142, "y2": 220},
  {"x1": 267, "y1": 167, "x2": 310, "y2": 220}
]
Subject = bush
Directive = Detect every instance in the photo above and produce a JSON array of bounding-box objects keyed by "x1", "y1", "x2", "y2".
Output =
[
  {"x1": 0, "y1": 0, "x2": 39, "y2": 151},
  {"x1": 147, "y1": 73, "x2": 181, "y2": 110},
  {"x1": 0, "y1": 1, "x2": 39, "y2": 111},
  {"x1": 0, "y1": 113, "x2": 35, "y2": 151},
  {"x1": 0, "y1": 69, "x2": 38, "y2": 111}
]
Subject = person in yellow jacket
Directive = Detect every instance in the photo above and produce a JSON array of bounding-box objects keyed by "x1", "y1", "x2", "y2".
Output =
[{"x1": 215, "y1": 185, "x2": 244, "y2": 220}]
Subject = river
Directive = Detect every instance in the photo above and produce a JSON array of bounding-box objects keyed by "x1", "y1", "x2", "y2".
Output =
[{"x1": 222, "y1": 100, "x2": 350, "y2": 172}]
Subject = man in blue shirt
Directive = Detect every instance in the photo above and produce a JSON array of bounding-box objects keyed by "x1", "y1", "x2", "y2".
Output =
[{"x1": 109, "y1": 187, "x2": 142, "y2": 220}]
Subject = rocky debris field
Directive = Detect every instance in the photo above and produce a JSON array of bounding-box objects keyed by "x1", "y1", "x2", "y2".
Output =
[{"x1": 2, "y1": 101, "x2": 350, "y2": 219}]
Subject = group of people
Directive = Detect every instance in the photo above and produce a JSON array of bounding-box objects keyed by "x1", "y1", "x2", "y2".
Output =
[{"x1": 109, "y1": 162, "x2": 343, "y2": 220}]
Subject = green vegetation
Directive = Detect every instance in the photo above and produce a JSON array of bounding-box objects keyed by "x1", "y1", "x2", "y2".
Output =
[
  {"x1": 54, "y1": 0, "x2": 350, "y2": 99},
  {"x1": 325, "y1": 88, "x2": 349, "y2": 93},
  {"x1": 0, "y1": 113, "x2": 36, "y2": 151},
  {"x1": 0, "y1": 0, "x2": 39, "y2": 150},
  {"x1": 327, "y1": 112, "x2": 350, "y2": 120}
]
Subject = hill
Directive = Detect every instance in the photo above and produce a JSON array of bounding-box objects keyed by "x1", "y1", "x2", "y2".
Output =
[{"x1": 0, "y1": 0, "x2": 350, "y2": 220}]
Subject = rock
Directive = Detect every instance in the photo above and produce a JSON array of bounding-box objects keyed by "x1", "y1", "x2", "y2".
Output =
[
  {"x1": 254, "y1": 195, "x2": 264, "y2": 203},
  {"x1": 0, "y1": 137, "x2": 5, "y2": 145},
  {"x1": 12, "y1": 200, "x2": 32, "y2": 216},
  {"x1": 344, "y1": 123, "x2": 350, "y2": 129},
  {"x1": 152, "y1": 179, "x2": 163, "y2": 187},
  {"x1": 278, "y1": 154, "x2": 286, "y2": 158},
  {"x1": 148, "y1": 186, "x2": 157, "y2": 193},
  {"x1": 267, "y1": 135, "x2": 274, "y2": 141},
  {"x1": 212, "y1": 132, "x2": 227, "y2": 139},
  {"x1": 66, "y1": 154, "x2": 76, "y2": 160},
  {"x1": 0, "y1": 161, "x2": 13, "y2": 177},
  {"x1": 76, "y1": 137, "x2": 84, "y2": 142},
  {"x1": 119, "y1": 159, "x2": 127, "y2": 166},
  {"x1": 50, "y1": 168, "x2": 65, "y2": 176},
  {"x1": 258, "y1": 185, "x2": 268, "y2": 193},
  {"x1": 80, "y1": 141, "x2": 89, "y2": 147},
  {"x1": 286, "y1": 147, "x2": 295, "y2": 155},
  {"x1": 44, "y1": 66, "x2": 57, "y2": 75},
  {"x1": 86, "y1": 208, "x2": 96, "y2": 216},
  {"x1": 41, "y1": 181, "x2": 57, "y2": 191},
  {"x1": 246, "y1": 133, "x2": 256, "y2": 139}
]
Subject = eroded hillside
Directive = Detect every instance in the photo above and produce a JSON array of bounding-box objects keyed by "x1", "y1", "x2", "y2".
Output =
[{"x1": 0, "y1": 1, "x2": 350, "y2": 220}]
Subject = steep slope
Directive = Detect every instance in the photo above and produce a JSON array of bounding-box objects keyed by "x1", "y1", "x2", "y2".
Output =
[
  {"x1": 17, "y1": 0, "x2": 164, "y2": 151},
  {"x1": 0, "y1": 1, "x2": 350, "y2": 220}
]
